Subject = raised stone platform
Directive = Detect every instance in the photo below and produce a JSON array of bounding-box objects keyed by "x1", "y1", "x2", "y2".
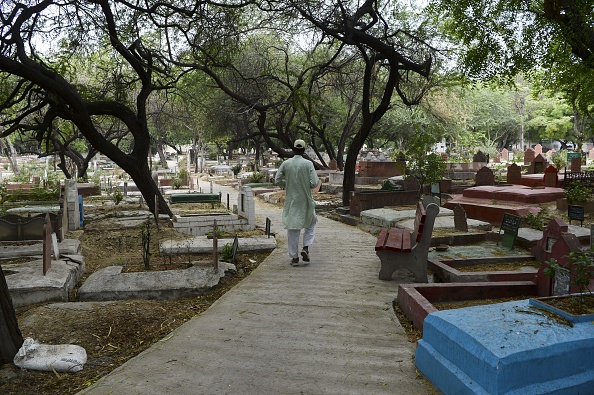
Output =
[
  {"x1": 416, "y1": 300, "x2": 594, "y2": 394},
  {"x1": 462, "y1": 185, "x2": 564, "y2": 204},
  {"x1": 360, "y1": 206, "x2": 492, "y2": 231},
  {"x1": 444, "y1": 198, "x2": 539, "y2": 225},
  {"x1": 5, "y1": 255, "x2": 85, "y2": 308},
  {"x1": 77, "y1": 262, "x2": 236, "y2": 302}
]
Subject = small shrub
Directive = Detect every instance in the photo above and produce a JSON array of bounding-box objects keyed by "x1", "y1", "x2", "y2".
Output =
[
  {"x1": 564, "y1": 182, "x2": 592, "y2": 203},
  {"x1": 178, "y1": 168, "x2": 188, "y2": 181},
  {"x1": 246, "y1": 172, "x2": 265, "y2": 183},
  {"x1": 551, "y1": 150, "x2": 568, "y2": 170},
  {"x1": 112, "y1": 188, "x2": 124, "y2": 205},
  {"x1": 231, "y1": 164, "x2": 242, "y2": 176},
  {"x1": 221, "y1": 243, "x2": 234, "y2": 262},
  {"x1": 171, "y1": 178, "x2": 182, "y2": 189},
  {"x1": 524, "y1": 211, "x2": 545, "y2": 230}
]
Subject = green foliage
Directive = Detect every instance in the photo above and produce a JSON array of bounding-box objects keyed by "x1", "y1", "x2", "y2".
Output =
[
  {"x1": 564, "y1": 182, "x2": 592, "y2": 203},
  {"x1": 545, "y1": 250, "x2": 594, "y2": 296},
  {"x1": 524, "y1": 211, "x2": 545, "y2": 231},
  {"x1": 565, "y1": 249, "x2": 594, "y2": 295},
  {"x1": 551, "y1": 150, "x2": 568, "y2": 170},
  {"x1": 246, "y1": 172, "x2": 265, "y2": 183},
  {"x1": 0, "y1": 183, "x2": 60, "y2": 203},
  {"x1": 381, "y1": 180, "x2": 399, "y2": 191},
  {"x1": 221, "y1": 243, "x2": 234, "y2": 262},
  {"x1": 409, "y1": 153, "x2": 446, "y2": 191},
  {"x1": 111, "y1": 188, "x2": 124, "y2": 205},
  {"x1": 231, "y1": 163, "x2": 242, "y2": 176},
  {"x1": 171, "y1": 178, "x2": 183, "y2": 189},
  {"x1": 247, "y1": 161, "x2": 258, "y2": 172},
  {"x1": 178, "y1": 168, "x2": 188, "y2": 181}
]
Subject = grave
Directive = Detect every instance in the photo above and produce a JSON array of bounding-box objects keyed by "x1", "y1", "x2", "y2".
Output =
[
  {"x1": 527, "y1": 153, "x2": 546, "y2": 174},
  {"x1": 474, "y1": 166, "x2": 494, "y2": 186},
  {"x1": 534, "y1": 143, "x2": 543, "y2": 156},
  {"x1": 523, "y1": 148, "x2": 535, "y2": 164},
  {"x1": 416, "y1": 299, "x2": 594, "y2": 395},
  {"x1": 501, "y1": 148, "x2": 509, "y2": 162},
  {"x1": 396, "y1": 216, "x2": 594, "y2": 394},
  {"x1": 567, "y1": 151, "x2": 581, "y2": 172},
  {"x1": 453, "y1": 204, "x2": 468, "y2": 232},
  {"x1": 473, "y1": 150, "x2": 488, "y2": 163},
  {"x1": 349, "y1": 176, "x2": 420, "y2": 216},
  {"x1": 543, "y1": 165, "x2": 559, "y2": 187},
  {"x1": 499, "y1": 212, "x2": 521, "y2": 249},
  {"x1": 506, "y1": 163, "x2": 522, "y2": 185},
  {"x1": 530, "y1": 218, "x2": 586, "y2": 296},
  {"x1": 171, "y1": 186, "x2": 255, "y2": 236}
]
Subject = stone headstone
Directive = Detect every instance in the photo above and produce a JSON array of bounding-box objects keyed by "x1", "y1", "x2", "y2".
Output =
[
  {"x1": 543, "y1": 165, "x2": 558, "y2": 187},
  {"x1": 473, "y1": 150, "x2": 488, "y2": 163},
  {"x1": 534, "y1": 144, "x2": 543, "y2": 155},
  {"x1": 475, "y1": 166, "x2": 495, "y2": 186},
  {"x1": 524, "y1": 148, "x2": 535, "y2": 164},
  {"x1": 51, "y1": 233, "x2": 60, "y2": 260},
  {"x1": 42, "y1": 214, "x2": 52, "y2": 275},
  {"x1": 546, "y1": 149, "x2": 555, "y2": 158},
  {"x1": 506, "y1": 163, "x2": 522, "y2": 184},
  {"x1": 403, "y1": 176, "x2": 420, "y2": 192},
  {"x1": 589, "y1": 148, "x2": 594, "y2": 160},
  {"x1": 531, "y1": 218, "x2": 583, "y2": 296},
  {"x1": 531, "y1": 154, "x2": 546, "y2": 174},
  {"x1": 493, "y1": 151, "x2": 501, "y2": 163},
  {"x1": 571, "y1": 156, "x2": 582, "y2": 172},
  {"x1": 501, "y1": 148, "x2": 509, "y2": 162},
  {"x1": 65, "y1": 179, "x2": 80, "y2": 231},
  {"x1": 453, "y1": 204, "x2": 468, "y2": 232},
  {"x1": 329, "y1": 159, "x2": 338, "y2": 170}
]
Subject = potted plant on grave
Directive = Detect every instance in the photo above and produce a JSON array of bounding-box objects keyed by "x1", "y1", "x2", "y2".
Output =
[{"x1": 535, "y1": 250, "x2": 594, "y2": 320}]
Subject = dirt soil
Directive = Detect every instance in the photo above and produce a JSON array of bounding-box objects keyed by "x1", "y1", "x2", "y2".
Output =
[
  {"x1": 2, "y1": 190, "x2": 588, "y2": 394},
  {"x1": 0, "y1": 201, "x2": 269, "y2": 395}
]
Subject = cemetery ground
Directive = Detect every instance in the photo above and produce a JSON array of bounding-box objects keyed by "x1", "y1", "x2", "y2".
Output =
[
  {"x1": 0, "y1": 201, "x2": 270, "y2": 395},
  {"x1": 2, "y1": 187, "x2": 594, "y2": 394}
]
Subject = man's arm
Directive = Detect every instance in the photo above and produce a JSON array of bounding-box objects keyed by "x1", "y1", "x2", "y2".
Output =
[{"x1": 274, "y1": 164, "x2": 286, "y2": 188}]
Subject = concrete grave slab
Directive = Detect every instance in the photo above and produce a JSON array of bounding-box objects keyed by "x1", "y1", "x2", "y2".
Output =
[{"x1": 77, "y1": 262, "x2": 236, "y2": 302}]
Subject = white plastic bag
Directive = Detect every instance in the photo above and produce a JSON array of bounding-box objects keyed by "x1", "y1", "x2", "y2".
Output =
[{"x1": 13, "y1": 338, "x2": 87, "y2": 372}]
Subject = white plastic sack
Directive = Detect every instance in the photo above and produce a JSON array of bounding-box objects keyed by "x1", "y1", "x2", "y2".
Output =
[{"x1": 13, "y1": 337, "x2": 87, "y2": 372}]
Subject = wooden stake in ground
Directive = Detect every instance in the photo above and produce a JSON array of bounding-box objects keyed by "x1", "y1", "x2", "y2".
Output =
[{"x1": 0, "y1": 266, "x2": 23, "y2": 363}]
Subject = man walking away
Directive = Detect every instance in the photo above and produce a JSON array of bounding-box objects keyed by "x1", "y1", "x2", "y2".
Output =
[{"x1": 274, "y1": 139, "x2": 320, "y2": 266}]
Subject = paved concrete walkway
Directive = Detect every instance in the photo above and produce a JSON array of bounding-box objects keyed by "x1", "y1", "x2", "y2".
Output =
[{"x1": 79, "y1": 182, "x2": 430, "y2": 395}]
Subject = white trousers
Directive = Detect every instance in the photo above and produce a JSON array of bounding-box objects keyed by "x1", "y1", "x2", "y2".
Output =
[{"x1": 287, "y1": 214, "x2": 317, "y2": 258}]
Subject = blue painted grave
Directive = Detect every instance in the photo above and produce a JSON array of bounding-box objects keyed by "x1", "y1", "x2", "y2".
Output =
[{"x1": 416, "y1": 300, "x2": 594, "y2": 394}]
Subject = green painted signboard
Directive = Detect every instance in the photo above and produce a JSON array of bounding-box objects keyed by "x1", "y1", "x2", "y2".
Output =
[{"x1": 500, "y1": 213, "x2": 521, "y2": 249}]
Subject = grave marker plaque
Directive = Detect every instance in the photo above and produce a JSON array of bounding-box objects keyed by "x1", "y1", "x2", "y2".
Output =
[
  {"x1": 500, "y1": 213, "x2": 521, "y2": 249},
  {"x1": 553, "y1": 267, "x2": 571, "y2": 296},
  {"x1": 453, "y1": 204, "x2": 468, "y2": 232},
  {"x1": 231, "y1": 235, "x2": 239, "y2": 263},
  {"x1": 265, "y1": 217, "x2": 271, "y2": 238},
  {"x1": 568, "y1": 205, "x2": 584, "y2": 226}
]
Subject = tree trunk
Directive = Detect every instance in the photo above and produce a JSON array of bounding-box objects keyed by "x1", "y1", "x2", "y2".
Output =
[
  {"x1": 0, "y1": 266, "x2": 23, "y2": 363},
  {"x1": 122, "y1": 159, "x2": 173, "y2": 218},
  {"x1": 0, "y1": 137, "x2": 19, "y2": 175},
  {"x1": 156, "y1": 142, "x2": 168, "y2": 169}
]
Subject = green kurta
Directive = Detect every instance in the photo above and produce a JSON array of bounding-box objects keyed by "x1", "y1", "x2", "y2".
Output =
[{"x1": 274, "y1": 155, "x2": 319, "y2": 230}]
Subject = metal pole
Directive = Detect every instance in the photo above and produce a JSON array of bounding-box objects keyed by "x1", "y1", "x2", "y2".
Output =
[{"x1": 213, "y1": 219, "x2": 218, "y2": 271}]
